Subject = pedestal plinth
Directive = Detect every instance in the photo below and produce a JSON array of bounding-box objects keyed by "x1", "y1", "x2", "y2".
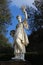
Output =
[{"x1": 0, "y1": 60, "x2": 31, "y2": 65}]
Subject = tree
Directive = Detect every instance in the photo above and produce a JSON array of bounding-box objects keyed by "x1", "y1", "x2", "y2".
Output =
[
  {"x1": 0, "y1": 34, "x2": 13, "y2": 61},
  {"x1": 0, "y1": 0, "x2": 11, "y2": 33},
  {"x1": 33, "y1": 0, "x2": 43, "y2": 30},
  {"x1": 25, "y1": 0, "x2": 43, "y2": 61},
  {"x1": 26, "y1": 6, "x2": 37, "y2": 31},
  {"x1": 34, "y1": 0, "x2": 43, "y2": 13},
  {"x1": 0, "y1": 34, "x2": 12, "y2": 47},
  {"x1": 26, "y1": 0, "x2": 43, "y2": 32}
]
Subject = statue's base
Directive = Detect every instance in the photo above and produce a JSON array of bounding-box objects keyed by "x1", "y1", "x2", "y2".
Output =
[
  {"x1": 0, "y1": 60, "x2": 31, "y2": 65},
  {"x1": 11, "y1": 57, "x2": 25, "y2": 61}
]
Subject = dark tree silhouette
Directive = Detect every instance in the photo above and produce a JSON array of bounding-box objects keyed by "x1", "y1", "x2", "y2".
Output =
[
  {"x1": 0, "y1": 0, "x2": 11, "y2": 33},
  {"x1": 34, "y1": 0, "x2": 43, "y2": 30},
  {"x1": 25, "y1": 1, "x2": 43, "y2": 62},
  {"x1": 0, "y1": 34, "x2": 12, "y2": 47},
  {"x1": 0, "y1": 34, "x2": 14, "y2": 60},
  {"x1": 25, "y1": 0, "x2": 43, "y2": 32}
]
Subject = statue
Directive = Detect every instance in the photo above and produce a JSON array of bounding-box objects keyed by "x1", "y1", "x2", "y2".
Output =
[{"x1": 10, "y1": 6, "x2": 29, "y2": 61}]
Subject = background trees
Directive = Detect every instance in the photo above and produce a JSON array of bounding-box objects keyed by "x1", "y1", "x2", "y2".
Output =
[
  {"x1": 0, "y1": 0, "x2": 14, "y2": 60},
  {"x1": 25, "y1": 0, "x2": 43, "y2": 61},
  {"x1": 25, "y1": 1, "x2": 43, "y2": 62},
  {"x1": 26, "y1": 0, "x2": 43, "y2": 32},
  {"x1": 0, "y1": 0, "x2": 11, "y2": 33},
  {"x1": 0, "y1": 34, "x2": 14, "y2": 61},
  {"x1": 0, "y1": 34, "x2": 12, "y2": 47},
  {"x1": 34, "y1": 0, "x2": 43, "y2": 30}
]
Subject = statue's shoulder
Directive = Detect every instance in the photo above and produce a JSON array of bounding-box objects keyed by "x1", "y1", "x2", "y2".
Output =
[{"x1": 16, "y1": 23, "x2": 23, "y2": 28}]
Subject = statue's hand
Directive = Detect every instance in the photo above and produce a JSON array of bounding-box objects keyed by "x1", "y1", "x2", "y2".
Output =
[
  {"x1": 21, "y1": 40, "x2": 27, "y2": 46},
  {"x1": 21, "y1": 6, "x2": 26, "y2": 12},
  {"x1": 21, "y1": 40, "x2": 29, "y2": 46}
]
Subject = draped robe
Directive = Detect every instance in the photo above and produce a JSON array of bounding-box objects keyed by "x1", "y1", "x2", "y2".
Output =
[{"x1": 14, "y1": 22, "x2": 29, "y2": 60}]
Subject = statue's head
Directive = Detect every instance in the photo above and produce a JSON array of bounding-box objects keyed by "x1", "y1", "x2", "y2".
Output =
[{"x1": 16, "y1": 15, "x2": 22, "y2": 22}]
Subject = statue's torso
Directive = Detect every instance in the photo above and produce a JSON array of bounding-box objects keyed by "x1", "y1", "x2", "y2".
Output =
[
  {"x1": 14, "y1": 22, "x2": 29, "y2": 53},
  {"x1": 14, "y1": 23, "x2": 25, "y2": 42}
]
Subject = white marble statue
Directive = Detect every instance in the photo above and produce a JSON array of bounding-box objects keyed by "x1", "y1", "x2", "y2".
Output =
[{"x1": 10, "y1": 6, "x2": 29, "y2": 61}]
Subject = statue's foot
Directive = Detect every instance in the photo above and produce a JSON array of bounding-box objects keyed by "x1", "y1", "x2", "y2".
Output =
[
  {"x1": 20, "y1": 58, "x2": 26, "y2": 61},
  {"x1": 11, "y1": 57, "x2": 15, "y2": 60},
  {"x1": 11, "y1": 57, "x2": 25, "y2": 61}
]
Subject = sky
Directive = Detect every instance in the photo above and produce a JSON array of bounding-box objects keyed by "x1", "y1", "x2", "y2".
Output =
[
  {"x1": 11, "y1": 0, "x2": 34, "y2": 7},
  {"x1": 6, "y1": 0, "x2": 35, "y2": 44}
]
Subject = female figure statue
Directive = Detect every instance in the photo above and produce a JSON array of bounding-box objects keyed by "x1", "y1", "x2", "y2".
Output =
[{"x1": 10, "y1": 6, "x2": 29, "y2": 61}]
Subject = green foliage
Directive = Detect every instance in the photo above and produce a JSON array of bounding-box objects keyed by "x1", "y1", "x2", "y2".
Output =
[
  {"x1": 0, "y1": 34, "x2": 12, "y2": 47},
  {"x1": 26, "y1": 0, "x2": 43, "y2": 32},
  {"x1": 0, "y1": 0, "x2": 11, "y2": 33},
  {"x1": 34, "y1": 0, "x2": 43, "y2": 13},
  {"x1": 0, "y1": 34, "x2": 13, "y2": 60},
  {"x1": 34, "y1": 0, "x2": 43, "y2": 30}
]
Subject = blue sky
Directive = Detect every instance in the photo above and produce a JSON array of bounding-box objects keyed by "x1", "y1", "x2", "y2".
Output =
[
  {"x1": 11, "y1": 0, "x2": 34, "y2": 7},
  {"x1": 6, "y1": 0, "x2": 34, "y2": 44}
]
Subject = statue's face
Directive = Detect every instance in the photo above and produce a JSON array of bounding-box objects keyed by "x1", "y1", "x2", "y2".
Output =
[{"x1": 16, "y1": 16, "x2": 22, "y2": 22}]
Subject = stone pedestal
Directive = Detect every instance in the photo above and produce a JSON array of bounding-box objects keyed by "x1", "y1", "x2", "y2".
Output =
[{"x1": 0, "y1": 60, "x2": 31, "y2": 65}]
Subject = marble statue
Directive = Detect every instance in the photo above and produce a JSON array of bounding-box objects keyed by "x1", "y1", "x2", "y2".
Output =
[{"x1": 10, "y1": 6, "x2": 29, "y2": 61}]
